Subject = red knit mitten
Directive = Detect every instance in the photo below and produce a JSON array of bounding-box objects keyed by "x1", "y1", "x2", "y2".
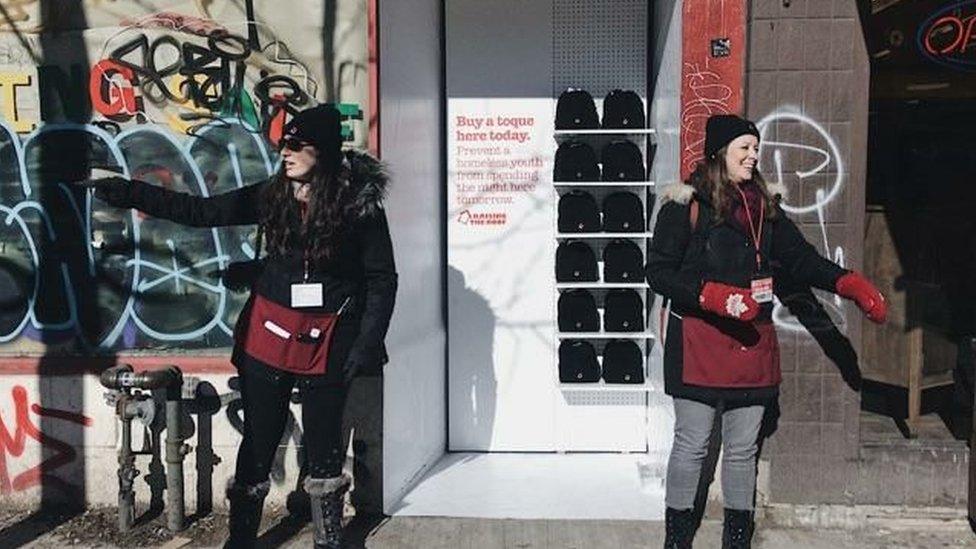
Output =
[
  {"x1": 699, "y1": 282, "x2": 759, "y2": 321},
  {"x1": 835, "y1": 271, "x2": 887, "y2": 323}
]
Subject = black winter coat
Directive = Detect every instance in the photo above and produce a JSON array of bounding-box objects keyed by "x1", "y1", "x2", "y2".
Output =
[
  {"x1": 646, "y1": 182, "x2": 846, "y2": 405},
  {"x1": 99, "y1": 150, "x2": 398, "y2": 384}
]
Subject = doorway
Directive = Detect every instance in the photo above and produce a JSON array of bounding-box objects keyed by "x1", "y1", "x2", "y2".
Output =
[{"x1": 860, "y1": 0, "x2": 976, "y2": 440}]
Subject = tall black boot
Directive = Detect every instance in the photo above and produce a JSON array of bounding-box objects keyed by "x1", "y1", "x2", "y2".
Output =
[
  {"x1": 722, "y1": 508, "x2": 754, "y2": 549},
  {"x1": 305, "y1": 474, "x2": 351, "y2": 549},
  {"x1": 224, "y1": 477, "x2": 270, "y2": 549},
  {"x1": 664, "y1": 507, "x2": 695, "y2": 549}
]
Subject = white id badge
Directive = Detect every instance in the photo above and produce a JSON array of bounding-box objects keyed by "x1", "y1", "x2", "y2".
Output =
[
  {"x1": 751, "y1": 277, "x2": 774, "y2": 304},
  {"x1": 290, "y1": 283, "x2": 324, "y2": 308}
]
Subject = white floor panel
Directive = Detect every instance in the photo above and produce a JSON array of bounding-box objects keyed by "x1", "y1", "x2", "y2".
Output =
[{"x1": 390, "y1": 452, "x2": 668, "y2": 520}]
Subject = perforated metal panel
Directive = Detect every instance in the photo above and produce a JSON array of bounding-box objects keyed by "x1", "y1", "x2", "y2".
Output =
[
  {"x1": 564, "y1": 391, "x2": 646, "y2": 407},
  {"x1": 552, "y1": 0, "x2": 648, "y2": 98},
  {"x1": 551, "y1": 1, "x2": 653, "y2": 452}
]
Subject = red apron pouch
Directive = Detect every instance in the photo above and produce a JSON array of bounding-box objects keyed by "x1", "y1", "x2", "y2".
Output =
[
  {"x1": 240, "y1": 295, "x2": 341, "y2": 375},
  {"x1": 681, "y1": 316, "x2": 780, "y2": 388}
]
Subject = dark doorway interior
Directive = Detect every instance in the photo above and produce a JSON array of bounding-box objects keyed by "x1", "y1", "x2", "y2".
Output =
[{"x1": 859, "y1": 0, "x2": 976, "y2": 441}]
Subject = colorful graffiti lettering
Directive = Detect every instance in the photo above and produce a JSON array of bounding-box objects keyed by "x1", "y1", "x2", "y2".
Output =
[
  {"x1": 91, "y1": 18, "x2": 317, "y2": 143},
  {"x1": 0, "y1": 11, "x2": 362, "y2": 352},
  {"x1": 0, "y1": 117, "x2": 272, "y2": 350},
  {"x1": 917, "y1": 0, "x2": 976, "y2": 72},
  {"x1": 0, "y1": 111, "x2": 361, "y2": 352},
  {"x1": 0, "y1": 384, "x2": 92, "y2": 494},
  {"x1": 0, "y1": 72, "x2": 36, "y2": 133}
]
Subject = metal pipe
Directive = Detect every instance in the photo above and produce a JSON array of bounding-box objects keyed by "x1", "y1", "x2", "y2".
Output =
[
  {"x1": 101, "y1": 364, "x2": 133, "y2": 389},
  {"x1": 100, "y1": 364, "x2": 187, "y2": 533},
  {"x1": 101, "y1": 365, "x2": 180, "y2": 391},
  {"x1": 118, "y1": 407, "x2": 135, "y2": 533},
  {"x1": 164, "y1": 368, "x2": 185, "y2": 532}
]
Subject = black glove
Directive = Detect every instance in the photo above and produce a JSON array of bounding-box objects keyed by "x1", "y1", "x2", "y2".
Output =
[
  {"x1": 88, "y1": 176, "x2": 133, "y2": 208},
  {"x1": 221, "y1": 259, "x2": 265, "y2": 291}
]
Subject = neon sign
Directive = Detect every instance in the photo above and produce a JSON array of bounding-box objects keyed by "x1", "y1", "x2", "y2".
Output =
[{"x1": 918, "y1": 0, "x2": 976, "y2": 71}]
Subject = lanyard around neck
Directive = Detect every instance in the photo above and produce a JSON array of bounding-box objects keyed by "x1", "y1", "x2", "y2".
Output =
[
  {"x1": 299, "y1": 201, "x2": 312, "y2": 281},
  {"x1": 735, "y1": 184, "x2": 764, "y2": 271}
]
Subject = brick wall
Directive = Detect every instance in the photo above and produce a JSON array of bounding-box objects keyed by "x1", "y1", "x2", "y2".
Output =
[
  {"x1": 745, "y1": 0, "x2": 970, "y2": 507},
  {"x1": 746, "y1": 0, "x2": 869, "y2": 504}
]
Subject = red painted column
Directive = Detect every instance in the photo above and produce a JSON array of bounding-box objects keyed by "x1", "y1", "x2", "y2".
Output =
[{"x1": 680, "y1": 0, "x2": 747, "y2": 180}]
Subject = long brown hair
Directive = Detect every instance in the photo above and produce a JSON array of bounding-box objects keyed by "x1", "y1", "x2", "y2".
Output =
[
  {"x1": 687, "y1": 145, "x2": 778, "y2": 224},
  {"x1": 259, "y1": 153, "x2": 357, "y2": 263}
]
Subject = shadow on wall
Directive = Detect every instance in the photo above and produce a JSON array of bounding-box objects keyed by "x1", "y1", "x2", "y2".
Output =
[
  {"x1": 447, "y1": 266, "x2": 497, "y2": 450},
  {"x1": 0, "y1": 2, "x2": 94, "y2": 545}
]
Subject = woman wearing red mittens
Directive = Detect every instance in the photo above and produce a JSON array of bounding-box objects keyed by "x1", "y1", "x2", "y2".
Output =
[{"x1": 647, "y1": 114, "x2": 886, "y2": 549}]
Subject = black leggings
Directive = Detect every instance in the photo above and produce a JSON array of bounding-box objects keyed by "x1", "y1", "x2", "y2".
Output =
[{"x1": 234, "y1": 360, "x2": 347, "y2": 485}]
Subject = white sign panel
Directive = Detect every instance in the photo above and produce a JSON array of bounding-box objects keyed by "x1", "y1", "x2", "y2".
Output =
[{"x1": 447, "y1": 98, "x2": 557, "y2": 451}]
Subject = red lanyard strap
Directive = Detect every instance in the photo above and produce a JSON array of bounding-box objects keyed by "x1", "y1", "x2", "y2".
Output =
[
  {"x1": 300, "y1": 201, "x2": 311, "y2": 281},
  {"x1": 735, "y1": 184, "x2": 764, "y2": 270}
]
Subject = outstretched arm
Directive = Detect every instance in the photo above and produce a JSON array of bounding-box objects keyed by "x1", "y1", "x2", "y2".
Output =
[
  {"x1": 772, "y1": 209, "x2": 886, "y2": 323},
  {"x1": 770, "y1": 210, "x2": 847, "y2": 292},
  {"x1": 91, "y1": 176, "x2": 268, "y2": 227}
]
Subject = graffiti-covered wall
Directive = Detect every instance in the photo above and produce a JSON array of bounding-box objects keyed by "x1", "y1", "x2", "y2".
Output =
[
  {"x1": 0, "y1": 0, "x2": 376, "y2": 512},
  {"x1": 0, "y1": 0, "x2": 369, "y2": 355}
]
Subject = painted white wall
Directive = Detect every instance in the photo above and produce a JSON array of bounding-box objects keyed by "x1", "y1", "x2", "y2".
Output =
[
  {"x1": 445, "y1": 0, "x2": 557, "y2": 453},
  {"x1": 0, "y1": 373, "x2": 298, "y2": 510},
  {"x1": 446, "y1": 0, "x2": 661, "y2": 453},
  {"x1": 378, "y1": 0, "x2": 447, "y2": 513}
]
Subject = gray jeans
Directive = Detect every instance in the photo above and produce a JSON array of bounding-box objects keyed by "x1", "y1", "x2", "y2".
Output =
[{"x1": 665, "y1": 398, "x2": 764, "y2": 511}]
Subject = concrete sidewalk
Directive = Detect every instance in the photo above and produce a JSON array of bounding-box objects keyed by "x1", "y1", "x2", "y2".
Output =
[
  {"x1": 4, "y1": 506, "x2": 975, "y2": 548},
  {"x1": 354, "y1": 516, "x2": 976, "y2": 549}
]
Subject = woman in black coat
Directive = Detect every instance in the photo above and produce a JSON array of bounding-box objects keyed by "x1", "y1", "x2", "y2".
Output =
[
  {"x1": 647, "y1": 115, "x2": 885, "y2": 549},
  {"x1": 88, "y1": 105, "x2": 397, "y2": 549}
]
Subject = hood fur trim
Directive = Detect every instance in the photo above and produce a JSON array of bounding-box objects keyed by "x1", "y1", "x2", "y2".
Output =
[
  {"x1": 765, "y1": 180, "x2": 788, "y2": 199},
  {"x1": 659, "y1": 180, "x2": 788, "y2": 205},
  {"x1": 226, "y1": 476, "x2": 270, "y2": 500},
  {"x1": 303, "y1": 474, "x2": 352, "y2": 496},
  {"x1": 659, "y1": 183, "x2": 696, "y2": 205},
  {"x1": 344, "y1": 149, "x2": 389, "y2": 219}
]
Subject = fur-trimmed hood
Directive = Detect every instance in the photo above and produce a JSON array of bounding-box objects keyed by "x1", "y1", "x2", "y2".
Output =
[
  {"x1": 343, "y1": 149, "x2": 390, "y2": 219},
  {"x1": 658, "y1": 180, "x2": 788, "y2": 205}
]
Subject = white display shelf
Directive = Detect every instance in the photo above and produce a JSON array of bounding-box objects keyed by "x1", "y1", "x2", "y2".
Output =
[
  {"x1": 557, "y1": 331, "x2": 656, "y2": 339},
  {"x1": 554, "y1": 181, "x2": 655, "y2": 187},
  {"x1": 556, "y1": 232, "x2": 653, "y2": 239},
  {"x1": 556, "y1": 282, "x2": 648, "y2": 289},
  {"x1": 558, "y1": 382, "x2": 653, "y2": 392},
  {"x1": 554, "y1": 128, "x2": 656, "y2": 136}
]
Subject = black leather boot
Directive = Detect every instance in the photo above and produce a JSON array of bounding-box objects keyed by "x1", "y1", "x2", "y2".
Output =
[
  {"x1": 224, "y1": 477, "x2": 270, "y2": 549},
  {"x1": 722, "y1": 508, "x2": 754, "y2": 549},
  {"x1": 664, "y1": 507, "x2": 696, "y2": 549},
  {"x1": 305, "y1": 474, "x2": 352, "y2": 549}
]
